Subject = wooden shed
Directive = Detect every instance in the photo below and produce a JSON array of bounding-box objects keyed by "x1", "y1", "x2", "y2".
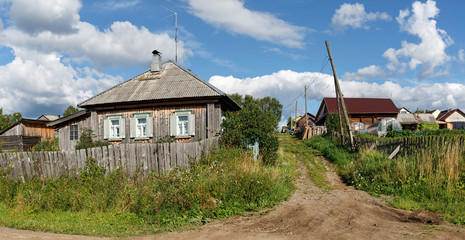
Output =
[
  {"x1": 0, "y1": 119, "x2": 55, "y2": 151},
  {"x1": 49, "y1": 51, "x2": 240, "y2": 151}
]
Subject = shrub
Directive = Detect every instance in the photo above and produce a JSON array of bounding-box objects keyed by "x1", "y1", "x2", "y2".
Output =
[
  {"x1": 33, "y1": 138, "x2": 59, "y2": 151},
  {"x1": 75, "y1": 128, "x2": 109, "y2": 150}
]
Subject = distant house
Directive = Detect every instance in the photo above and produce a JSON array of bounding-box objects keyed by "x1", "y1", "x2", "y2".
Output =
[
  {"x1": 48, "y1": 51, "x2": 240, "y2": 151},
  {"x1": 37, "y1": 114, "x2": 60, "y2": 121},
  {"x1": 315, "y1": 97, "x2": 399, "y2": 129},
  {"x1": 295, "y1": 113, "x2": 316, "y2": 130},
  {"x1": 399, "y1": 107, "x2": 412, "y2": 114},
  {"x1": 427, "y1": 109, "x2": 441, "y2": 119},
  {"x1": 436, "y1": 109, "x2": 465, "y2": 129},
  {"x1": 0, "y1": 118, "x2": 55, "y2": 151}
]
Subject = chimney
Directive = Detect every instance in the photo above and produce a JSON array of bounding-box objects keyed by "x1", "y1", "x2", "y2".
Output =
[{"x1": 151, "y1": 50, "x2": 162, "y2": 72}]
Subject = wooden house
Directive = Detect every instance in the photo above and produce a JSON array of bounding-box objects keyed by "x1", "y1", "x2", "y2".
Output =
[
  {"x1": 48, "y1": 51, "x2": 240, "y2": 151},
  {"x1": 295, "y1": 113, "x2": 316, "y2": 129},
  {"x1": 0, "y1": 118, "x2": 55, "y2": 151},
  {"x1": 436, "y1": 109, "x2": 465, "y2": 129},
  {"x1": 315, "y1": 97, "x2": 399, "y2": 129}
]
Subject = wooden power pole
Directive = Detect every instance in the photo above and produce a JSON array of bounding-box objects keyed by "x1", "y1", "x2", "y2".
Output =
[
  {"x1": 304, "y1": 85, "x2": 308, "y2": 127},
  {"x1": 294, "y1": 101, "x2": 298, "y2": 131},
  {"x1": 325, "y1": 40, "x2": 354, "y2": 150}
]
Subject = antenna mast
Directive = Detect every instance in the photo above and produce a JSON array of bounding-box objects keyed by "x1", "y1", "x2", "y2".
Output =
[{"x1": 162, "y1": 6, "x2": 178, "y2": 62}]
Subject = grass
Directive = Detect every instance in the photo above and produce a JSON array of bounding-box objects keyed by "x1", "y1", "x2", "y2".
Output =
[
  {"x1": 306, "y1": 135, "x2": 465, "y2": 225},
  {"x1": 0, "y1": 145, "x2": 296, "y2": 237},
  {"x1": 279, "y1": 134, "x2": 331, "y2": 190}
]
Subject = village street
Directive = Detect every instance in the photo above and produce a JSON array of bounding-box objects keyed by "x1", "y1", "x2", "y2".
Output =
[{"x1": 1, "y1": 149, "x2": 465, "y2": 240}]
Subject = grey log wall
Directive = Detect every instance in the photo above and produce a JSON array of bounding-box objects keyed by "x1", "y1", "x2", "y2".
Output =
[{"x1": 0, "y1": 137, "x2": 219, "y2": 181}]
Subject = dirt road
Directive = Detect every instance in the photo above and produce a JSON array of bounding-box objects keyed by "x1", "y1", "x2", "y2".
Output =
[{"x1": 1, "y1": 157, "x2": 464, "y2": 239}]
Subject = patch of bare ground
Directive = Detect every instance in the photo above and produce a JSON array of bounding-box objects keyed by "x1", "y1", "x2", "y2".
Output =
[{"x1": 1, "y1": 155, "x2": 464, "y2": 240}]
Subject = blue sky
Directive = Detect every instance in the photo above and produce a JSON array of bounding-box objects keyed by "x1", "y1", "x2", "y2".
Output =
[{"x1": 0, "y1": 0, "x2": 464, "y2": 124}]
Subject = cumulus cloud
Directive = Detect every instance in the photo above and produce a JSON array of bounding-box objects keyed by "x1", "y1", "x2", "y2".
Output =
[
  {"x1": 210, "y1": 70, "x2": 465, "y2": 116},
  {"x1": 0, "y1": 48, "x2": 122, "y2": 117},
  {"x1": 459, "y1": 49, "x2": 465, "y2": 62},
  {"x1": 187, "y1": 0, "x2": 307, "y2": 48},
  {"x1": 0, "y1": 0, "x2": 192, "y2": 117},
  {"x1": 10, "y1": 0, "x2": 81, "y2": 34},
  {"x1": 1, "y1": 21, "x2": 192, "y2": 69},
  {"x1": 342, "y1": 65, "x2": 385, "y2": 81},
  {"x1": 331, "y1": 3, "x2": 391, "y2": 31},
  {"x1": 383, "y1": 0, "x2": 452, "y2": 79}
]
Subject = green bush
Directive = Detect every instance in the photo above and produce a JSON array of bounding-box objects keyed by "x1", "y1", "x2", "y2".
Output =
[
  {"x1": 419, "y1": 122, "x2": 439, "y2": 131},
  {"x1": 33, "y1": 138, "x2": 59, "y2": 151},
  {"x1": 75, "y1": 128, "x2": 109, "y2": 150}
]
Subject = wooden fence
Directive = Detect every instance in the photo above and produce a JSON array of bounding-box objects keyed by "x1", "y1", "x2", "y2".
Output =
[
  {"x1": 0, "y1": 137, "x2": 220, "y2": 181},
  {"x1": 354, "y1": 135, "x2": 465, "y2": 156}
]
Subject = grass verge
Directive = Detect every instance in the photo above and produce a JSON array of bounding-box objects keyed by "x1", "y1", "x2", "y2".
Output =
[
  {"x1": 0, "y1": 145, "x2": 295, "y2": 237},
  {"x1": 306, "y1": 135, "x2": 465, "y2": 225}
]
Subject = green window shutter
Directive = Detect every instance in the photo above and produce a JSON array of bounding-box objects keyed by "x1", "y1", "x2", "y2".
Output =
[
  {"x1": 104, "y1": 119, "x2": 110, "y2": 139},
  {"x1": 188, "y1": 113, "x2": 195, "y2": 136},
  {"x1": 147, "y1": 117, "x2": 153, "y2": 137},
  {"x1": 170, "y1": 114, "x2": 176, "y2": 136},
  {"x1": 120, "y1": 118, "x2": 126, "y2": 139},
  {"x1": 130, "y1": 117, "x2": 136, "y2": 138}
]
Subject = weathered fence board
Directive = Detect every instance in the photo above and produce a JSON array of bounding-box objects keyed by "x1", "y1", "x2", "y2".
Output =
[{"x1": 0, "y1": 137, "x2": 219, "y2": 181}]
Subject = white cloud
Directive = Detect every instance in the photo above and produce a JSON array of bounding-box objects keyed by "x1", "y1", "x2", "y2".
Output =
[
  {"x1": 342, "y1": 65, "x2": 385, "y2": 81},
  {"x1": 95, "y1": 0, "x2": 140, "y2": 10},
  {"x1": 210, "y1": 70, "x2": 465, "y2": 116},
  {"x1": 187, "y1": 0, "x2": 307, "y2": 48},
  {"x1": 459, "y1": 49, "x2": 465, "y2": 62},
  {"x1": 331, "y1": 3, "x2": 391, "y2": 31},
  {"x1": 10, "y1": 0, "x2": 81, "y2": 34},
  {"x1": 0, "y1": 48, "x2": 122, "y2": 116},
  {"x1": 383, "y1": 0, "x2": 452, "y2": 79}
]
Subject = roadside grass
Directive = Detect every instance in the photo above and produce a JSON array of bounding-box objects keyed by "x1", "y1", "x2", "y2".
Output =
[
  {"x1": 280, "y1": 134, "x2": 331, "y2": 190},
  {"x1": 0, "y1": 145, "x2": 296, "y2": 237},
  {"x1": 306, "y1": 135, "x2": 465, "y2": 225}
]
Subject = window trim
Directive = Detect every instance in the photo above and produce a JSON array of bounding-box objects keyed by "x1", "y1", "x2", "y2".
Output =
[
  {"x1": 170, "y1": 111, "x2": 195, "y2": 138},
  {"x1": 130, "y1": 113, "x2": 153, "y2": 140},
  {"x1": 104, "y1": 115, "x2": 125, "y2": 141}
]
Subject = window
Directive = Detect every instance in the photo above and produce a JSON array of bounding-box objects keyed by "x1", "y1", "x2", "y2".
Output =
[
  {"x1": 104, "y1": 115, "x2": 125, "y2": 140},
  {"x1": 177, "y1": 115, "x2": 189, "y2": 136},
  {"x1": 110, "y1": 119, "x2": 120, "y2": 138},
  {"x1": 70, "y1": 125, "x2": 78, "y2": 140},
  {"x1": 130, "y1": 113, "x2": 153, "y2": 139},
  {"x1": 170, "y1": 111, "x2": 195, "y2": 138},
  {"x1": 137, "y1": 118, "x2": 147, "y2": 137}
]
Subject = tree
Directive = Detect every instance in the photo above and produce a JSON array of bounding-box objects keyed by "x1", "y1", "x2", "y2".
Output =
[
  {"x1": 222, "y1": 94, "x2": 282, "y2": 165},
  {"x1": 63, "y1": 105, "x2": 79, "y2": 117},
  {"x1": 0, "y1": 108, "x2": 22, "y2": 132}
]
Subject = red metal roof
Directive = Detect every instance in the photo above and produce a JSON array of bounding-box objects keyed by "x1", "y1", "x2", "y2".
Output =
[
  {"x1": 436, "y1": 109, "x2": 465, "y2": 121},
  {"x1": 323, "y1": 97, "x2": 399, "y2": 114}
]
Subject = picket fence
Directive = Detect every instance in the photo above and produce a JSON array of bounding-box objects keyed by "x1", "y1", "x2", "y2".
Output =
[{"x1": 0, "y1": 137, "x2": 220, "y2": 181}]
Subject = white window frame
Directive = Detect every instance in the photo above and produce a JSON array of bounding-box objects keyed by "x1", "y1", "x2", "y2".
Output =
[
  {"x1": 104, "y1": 115, "x2": 125, "y2": 141},
  {"x1": 170, "y1": 111, "x2": 195, "y2": 138},
  {"x1": 130, "y1": 113, "x2": 153, "y2": 140}
]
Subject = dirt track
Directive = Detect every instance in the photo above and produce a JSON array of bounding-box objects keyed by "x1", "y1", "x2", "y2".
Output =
[{"x1": 1, "y1": 156, "x2": 465, "y2": 240}]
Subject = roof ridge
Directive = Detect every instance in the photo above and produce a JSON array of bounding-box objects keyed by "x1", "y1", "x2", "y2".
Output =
[{"x1": 166, "y1": 60, "x2": 226, "y2": 96}]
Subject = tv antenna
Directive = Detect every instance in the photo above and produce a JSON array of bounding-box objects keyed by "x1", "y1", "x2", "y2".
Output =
[{"x1": 162, "y1": 6, "x2": 178, "y2": 62}]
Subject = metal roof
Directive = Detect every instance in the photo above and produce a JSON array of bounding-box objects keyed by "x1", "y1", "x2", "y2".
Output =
[
  {"x1": 322, "y1": 97, "x2": 399, "y2": 114},
  {"x1": 437, "y1": 109, "x2": 465, "y2": 121},
  {"x1": 46, "y1": 110, "x2": 90, "y2": 127},
  {"x1": 79, "y1": 61, "x2": 227, "y2": 108},
  {"x1": 397, "y1": 113, "x2": 418, "y2": 125}
]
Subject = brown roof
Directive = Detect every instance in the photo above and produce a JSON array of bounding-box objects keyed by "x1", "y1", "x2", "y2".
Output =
[
  {"x1": 323, "y1": 97, "x2": 399, "y2": 114},
  {"x1": 315, "y1": 97, "x2": 399, "y2": 124},
  {"x1": 78, "y1": 60, "x2": 240, "y2": 110},
  {"x1": 437, "y1": 109, "x2": 465, "y2": 121}
]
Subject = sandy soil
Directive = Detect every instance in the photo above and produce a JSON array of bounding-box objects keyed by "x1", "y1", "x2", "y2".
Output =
[{"x1": 1, "y1": 156, "x2": 464, "y2": 240}]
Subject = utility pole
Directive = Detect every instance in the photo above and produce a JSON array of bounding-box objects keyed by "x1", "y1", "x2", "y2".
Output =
[
  {"x1": 325, "y1": 40, "x2": 354, "y2": 150},
  {"x1": 305, "y1": 85, "x2": 308, "y2": 127},
  {"x1": 295, "y1": 101, "x2": 298, "y2": 131}
]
